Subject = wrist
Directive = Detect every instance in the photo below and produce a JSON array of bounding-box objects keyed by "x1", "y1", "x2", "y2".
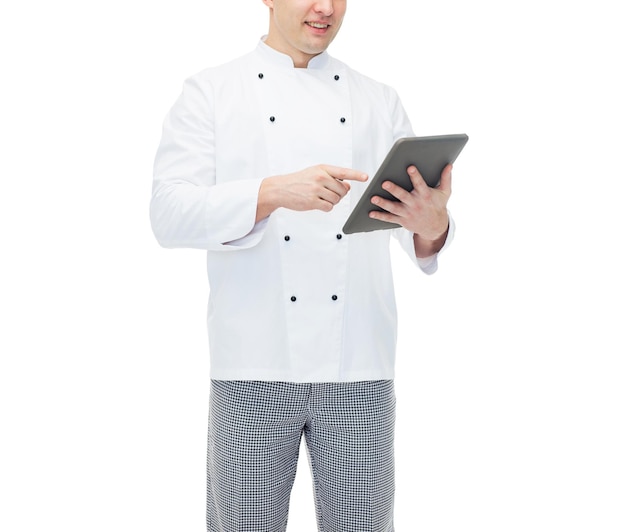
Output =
[
  {"x1": 256, "y1": 176, "x2": 282, "y2": 221},
  {"x1": 413, "y1": 223, "x2": 449, "y2": 258}
]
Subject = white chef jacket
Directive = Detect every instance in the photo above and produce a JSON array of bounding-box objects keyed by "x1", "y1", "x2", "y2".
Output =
[{"x1": 151, "y1": 39, "x2": 454, "y2": 383}]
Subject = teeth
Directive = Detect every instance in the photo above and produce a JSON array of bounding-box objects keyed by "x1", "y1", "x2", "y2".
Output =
[{"x1": 308, "y1": 22, "x2": 328, "y2": 29}]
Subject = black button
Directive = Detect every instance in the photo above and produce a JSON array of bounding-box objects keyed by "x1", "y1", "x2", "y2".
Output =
[
  {"x1": 340, "y1": 117, "x2": 346, "y2": 123},
  {"x1": 258, "y1": 73, "x2": 264, "y2": 79},
  {"x1": 291, "y1": 296, "x2": 297, "y2": 302},
  {"x1": 284, "y1": 235, "x2": 290, "y2": 241},
  {"x1": 334, "y1": 74, "x2": 340, "y2": 81},
  {"x1": 336, "y1": 234, "x2": 342, "y2": 240},
  {"x1": 331, "y1": 295, "x2": 338, "y2": 301},
  {"x1": 270, "y1": 116, "x2": 276, "y2": 122}
]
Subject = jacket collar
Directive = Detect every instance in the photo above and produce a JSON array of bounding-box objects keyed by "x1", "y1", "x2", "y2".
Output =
[{"x1": 256, "y1": 36, "x2": 331, "y2": 70}]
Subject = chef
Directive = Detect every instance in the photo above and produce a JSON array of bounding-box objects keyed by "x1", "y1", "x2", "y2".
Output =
[{"x1": 150, "y1": 1, "x2": 454, "y2": 531}]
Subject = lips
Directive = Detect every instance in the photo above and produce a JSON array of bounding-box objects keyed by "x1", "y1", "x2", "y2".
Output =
[{"x1": 306, "y1": 21, "x2": 330, "y2": 30}]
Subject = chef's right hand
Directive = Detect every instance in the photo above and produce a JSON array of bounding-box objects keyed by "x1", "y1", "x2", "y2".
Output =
[{"x1": 256, "y1": 165, "x2": 368, "y2": 221}]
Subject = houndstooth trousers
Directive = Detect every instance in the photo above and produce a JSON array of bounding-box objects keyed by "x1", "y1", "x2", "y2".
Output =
[{"x1": 206, "y1": 380, "x2": 396, "y2": 532}]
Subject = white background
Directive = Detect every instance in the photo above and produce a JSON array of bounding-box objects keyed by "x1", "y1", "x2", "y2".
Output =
[{"x1": 1, "y1": 1, "x2": 625, "y2": 531}]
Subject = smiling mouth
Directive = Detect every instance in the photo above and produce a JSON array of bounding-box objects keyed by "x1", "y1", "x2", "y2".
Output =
[{"x1": 306, "y1": 21, "x2": 330, "y2": 30}]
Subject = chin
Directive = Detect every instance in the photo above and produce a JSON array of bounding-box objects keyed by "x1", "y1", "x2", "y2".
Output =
[{"x1": 304, "y1": 37, "x2": 334, "y2": 54}]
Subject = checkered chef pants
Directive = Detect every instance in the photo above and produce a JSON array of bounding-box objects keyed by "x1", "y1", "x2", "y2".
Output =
[{"x1": 206, "y1": 380, "x2": 396, "y2": 532}]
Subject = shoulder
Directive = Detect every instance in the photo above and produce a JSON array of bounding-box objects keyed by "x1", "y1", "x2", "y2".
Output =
[
  {"x1": 172, "y1": 51, "x2": 258, "y2": 111},
  {"x1": 185, "y1": 50, "x2": 256, "y2": 87}
]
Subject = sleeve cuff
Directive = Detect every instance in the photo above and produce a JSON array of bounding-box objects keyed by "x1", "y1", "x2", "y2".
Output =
[{"x1": 394, "y1": 213, "x2": 456, "y2": 275}]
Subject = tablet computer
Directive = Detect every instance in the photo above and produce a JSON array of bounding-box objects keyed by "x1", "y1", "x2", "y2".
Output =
[{"x1": 342, "y1": 134, "x2": 468, "y2": 234}]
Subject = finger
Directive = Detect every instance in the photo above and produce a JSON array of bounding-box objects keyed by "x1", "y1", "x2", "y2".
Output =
[
  {"x1": 317, "y1": 186, "x2": 344, "y2": 205},
  {"x1": 407, "y1": 165, "x2": 429, "y2": 193},
  {"x1": 437, "y1": 164, "x2": 453, "y2": 194},
  {"x1": 380, "y1": 180, "x2": 411, "y2": 202},
  {"x1": 371, "y1": 195, "x2": 405, "y2": 216},
  {"x1": 368, "y1": 208, "x2": 401, "y2": 225},
  {"x1": 321, "y1": 176, "x2": 351, "y2": 199},
  {"x1": 314, "y1": 198, "x2": 334, "y2": 212},
  {"x1": 321, "y1": 165, "x2": 369, "y2": 182}
]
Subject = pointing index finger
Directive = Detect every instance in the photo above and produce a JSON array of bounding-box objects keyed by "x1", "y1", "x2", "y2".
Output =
[{"x1": 321, "y1": 165, "x2": 368, "y2": 182}]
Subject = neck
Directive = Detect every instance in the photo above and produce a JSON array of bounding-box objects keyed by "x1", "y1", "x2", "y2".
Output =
[{"x1": 263, "y1": 37, "x2": 318, "y2": 68}]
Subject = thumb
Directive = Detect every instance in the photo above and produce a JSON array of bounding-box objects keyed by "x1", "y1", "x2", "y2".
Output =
[{"x1": 438, "y1": 164, "x2": 453, "y2": 194}]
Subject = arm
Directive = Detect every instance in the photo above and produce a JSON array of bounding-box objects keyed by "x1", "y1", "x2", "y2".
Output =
[
  {"x1": 151, "y1": 76, "x2": 368, "y2": 249},
  {"x1": 377, "y1": 86, "x2": 452, "y2": 260},
  {"x1": 150, "y1": 75, "x2": 264, "y2": 250}
]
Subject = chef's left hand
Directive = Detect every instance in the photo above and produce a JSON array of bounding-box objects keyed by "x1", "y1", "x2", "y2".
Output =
[{"x1": 369, "y1": 164, "x2": 452, "y2": 240}]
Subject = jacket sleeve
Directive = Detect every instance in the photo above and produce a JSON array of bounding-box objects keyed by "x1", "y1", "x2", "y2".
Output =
[
  {"x1": 384, "y1": 84, "x2": 455, "y2": 274},
  {"x1": 150, "y1": 73, "x2": 267, "y2": 250}
]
